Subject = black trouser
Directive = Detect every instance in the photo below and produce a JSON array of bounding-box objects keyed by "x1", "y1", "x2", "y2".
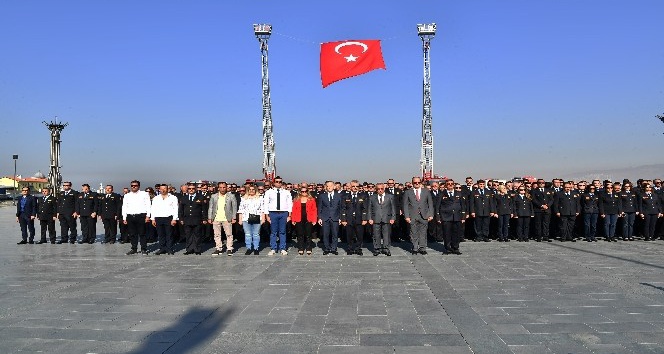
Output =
[
  {"x1": 428, "y1": 219, "x2": 442, "y2": 241},
  {"x1": 119, "y1": 219, "x2": 129, "y2": 242},
  {"x1": 39, "y1": 218, "x2": 56, "y2": 242},
  {"x1": 79, "y1": 215, "x2": 96, "y2": 243},
  {"x1": 127, "y1": 214, "x2": 147, "y2": 251},
  {"x1": 19, "y1": 213, "x2": 36, "y2": 242},
  {"x1": 643, "y1": 214, "x2": 658, "y2": 239},
  {"x1": 184, "y1": 224, "x2": 202, "y2": 252},
  {"x1": 516, "y1": 217, "x2": 530, "y2": 240},
  {"x1": 474, "y1": 216, "x2": 490, "y2": 240},
  {"x1": 102, "y1": 217, "x2": 118, "y2": 243},
  {"x1": 559, "y1": 215, "x2": 575, "y2": 240},
  {"x1": 155, "y1": 217, "x2": 174, "y2": 252},
  {"x1": 442, "y1": 221, "x2": 461, "y2": 252},
  {"x1": 345, "y1": 223, "x2": 364, "y2": 252},
  {"x1": 295, "y1": 221, "x2": 313, "y2": 251},
  {"x1": 59, "y1": 214, "x2": 77, "y2": 243},
  {"x1": 533, "y1": 212, "x2": 550, "y2": 240}
]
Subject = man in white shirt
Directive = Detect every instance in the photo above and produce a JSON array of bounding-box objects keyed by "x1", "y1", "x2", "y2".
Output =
[
  {"x1": 150, "y1": 184, "x2": 179, "y2": 255},
  {"x1": 122, "y1": 180, "x2": 152, "y2": 255},
  {"x1": 263, "y1": 176, "x2": 292, "y2": 255}
]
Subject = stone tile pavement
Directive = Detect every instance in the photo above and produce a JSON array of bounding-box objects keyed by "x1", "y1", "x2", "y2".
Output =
[{"x1": 1, "y1": 203, "x2": 663, "y2": 353}]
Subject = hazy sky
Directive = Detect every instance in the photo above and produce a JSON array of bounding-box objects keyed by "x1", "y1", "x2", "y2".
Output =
[{"x1": 1, "y1": 0, "x2": 662, "y2": 189}]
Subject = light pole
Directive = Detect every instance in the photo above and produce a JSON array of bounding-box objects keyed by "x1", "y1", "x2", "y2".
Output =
[{"x1": 12, "y1": 154, "x2": 18, "y2": 205}]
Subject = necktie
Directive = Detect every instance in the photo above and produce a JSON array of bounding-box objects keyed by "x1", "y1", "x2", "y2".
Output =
[
  {"x1": 44, "y1": 196, "x2": 47, "y2": 202},
  {"x1": 106, "y1": 194, "x2": 110, "y2": 199},
  {"x1": 352, "y1": 194, "x2": 357, "y2": 202},
  {"x1": 379, "y1": 195, "x2": 383, "y2": 204},
  {"x1": 276, "y1": 189, "x2": 281, "y2": 210},
  {"x1": 84, "y1": 193, "x2": 87, "y2": 198},
  {"x1": 448, "y1": 192, "x2": 452, "y2": 198},
  {"x1": 328, "y1": 193, "x2": 332, "y2": 203},
  {"x1": 540, "y1": 189, "x2": 544, "y2": 193},
  {"x1": 480, "y1": 190, "x2": 484, "y2": 196},
  {"x1": 190, "y1": 195, "x2": 194, "y2": 202},
  {"x1": 415, "y1": 189, "x2": 420, "y2": 201}
]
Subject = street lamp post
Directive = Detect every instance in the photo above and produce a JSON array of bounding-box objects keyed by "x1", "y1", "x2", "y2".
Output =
[{"x1": 12, "y1": 154, "x2": 18, "y2": 205}]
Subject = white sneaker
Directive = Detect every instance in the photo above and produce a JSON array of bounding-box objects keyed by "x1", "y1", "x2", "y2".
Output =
[
  {"x1": 280, "y1": 250, "x2": 288, "y2": 256},
  {"x1": 267, "y1": 250, "x2": 276, "y2": 256}
]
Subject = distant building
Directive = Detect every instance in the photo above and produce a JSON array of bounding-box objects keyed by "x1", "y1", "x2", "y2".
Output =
[{"x1": 0, "y1": 171, "x2": 49, "y2": 192}]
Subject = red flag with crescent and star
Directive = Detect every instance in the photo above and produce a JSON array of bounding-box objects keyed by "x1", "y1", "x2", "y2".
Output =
[{"x1": 320, "y1": 39, "x2": 386, "y2": 88}]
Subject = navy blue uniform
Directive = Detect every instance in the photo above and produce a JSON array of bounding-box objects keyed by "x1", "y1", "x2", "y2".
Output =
[
  {"x1": 581, "y1": 192, "x2": 600, "y2": 241},
  {"x1": 36, "y1": 194, "x2": 57, "y2": 243},
  {"x1": 470, "y1": 188, "x2": 494, "y2": 242},
  {"x1": 57, "y1": 190, "x2": 78, "y2": 243},
  {"x1": 554, "y1": 191, "x2": 580, "y2": 241},
  {"x1": 341, "y1": 192, "x2": 368, "y2": 254},
  {"x1": 513, "y1": 194, "x2": 533, "y2": 241},
  {"x1": 531, "y1": 188, "x2": 554, "y2": 241},
  {"x1": 437, "y1": 190, "x2": 466, "y2": 253},
  {"x1": 98, "y1": 193, "x2": 122, "y2": 243},
  {"x1": 76, "y1": 192, "x2": 99, "y2": 243},
  {"x1": 179, "y1": 193, "x2": 208, "y2": 253}
]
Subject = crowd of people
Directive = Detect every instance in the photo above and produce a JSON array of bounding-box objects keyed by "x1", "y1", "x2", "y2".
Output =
[{"x1": 13, "y1": 175, "x2": 664, "y2": 257}]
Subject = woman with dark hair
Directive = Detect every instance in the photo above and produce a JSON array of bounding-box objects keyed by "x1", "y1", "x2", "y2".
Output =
[
  {"x1": 291, "y1": 186, "x2": 318, "y2": 255},
  {"x1": 512, "y1": 187, "x2": 534, "y2": 242}
]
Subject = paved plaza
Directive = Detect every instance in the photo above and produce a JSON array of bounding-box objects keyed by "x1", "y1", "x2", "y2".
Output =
[{"x1": 1, "y1": 203, "x2": 664, "y2": 354}]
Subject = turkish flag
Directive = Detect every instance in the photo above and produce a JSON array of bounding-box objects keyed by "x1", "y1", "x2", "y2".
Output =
[{"x1": 320, "y1": 39, "x2": 386, "y2": 88}]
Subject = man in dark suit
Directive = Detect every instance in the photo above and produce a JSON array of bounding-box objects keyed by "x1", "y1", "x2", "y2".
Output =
[
  {"x1": 437, "y1": 180, "x2": 466, "y2": 255},
  {"x1": 36, "y1": 187, "x2": 58, "y2": 244},
  {"x1": 403, "y1": 176, "x2": 434, "y2": 254},
  {"x1": 368, "y1": 183, "x2": 396, "y2": 256},
  {"x1": 470, "y1": 180, "x2": 495, "y2": 242},
  {"x1": 98, "y1": 185, "x2": 122, "y2": 244},
  {"x1": 385, "y1": 178, "x2": 403, "y2": 242},
  {"x1": 428, "y1": 182, "x2": 443, "y2": 242},
  {"x1": 75, "y1": 184, "x2": 99, "y2": 244},
  {"x1": 531, "y1": 179, "x2": 554, "y2": 242},
  {"x1": 179, "y1": 183, "x2": 208, "y2": 255},
  {"x1": 16, "y1": 187, "x2": 37, "y2": 244},
  {"x1": 317, "y1": 181, "x2": 342, "y2": 255},
  {"x1": 554, "y1": 182, "x2": 580, "y2": 242},
  {"x1": 341, "y1": 180, "x2": 367, "y2": 255},
  {"x1": 56, "y1": 181, "x2": 78, "y2": 244}
]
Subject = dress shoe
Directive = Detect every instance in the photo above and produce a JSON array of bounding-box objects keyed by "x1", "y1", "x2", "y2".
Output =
[
  {"x1": 332, "y1": 251, "x2": 338, "y2": 255},
  {"x1": 505, "y1": 239, "x2": 510, "y2": 242},
  {"x1": 373, "y1": 251, "x2": 380, "y2": 256},
  {"x1": 245, "y1": 249, "x2": 253, "y2": 255},
  {"x1": 169, "y1": 251, "x2": 175, "y2": 255},
  {"x1": 36, "y1": 240, "x2": 46, "y2": 244},
  {"x1": 119, "y1": 240, "x2": 125, "y2": 244},
  {"x1": 141, "y1": 250, "x2": 149, "y2": 255},
  {"x1": 28, "y1": 241, "x2": 34, "y2": 244},
  {"x1": 154, "y1": 250, "x2": 165, "y2": 255},
  {"x1": 323, "y1": 251, "x2": 329, "y2": 255},
  {"x1": 77, "y1": 241, "x2": 84, "y2": 244},
  {"x1": 126, "y1": 249, "x2": 137, "y2": 255},
  {"x1": 384, "y1": 249, "x2": 391, "y2": 256},
  {"x1": 419, "y1": 250, "x2": 428, "y2": 255},
  {"x1": 195, "y1": 252, "x2": 201, "y2": 255},
  {"x1": 346, "y1": 250, "x2": 353, "y2": 255},
  {"x1": 254, "y1": 249, "x2": 260, "y2": 255},
  {"x1": 17, "y1": 240, "x2": 27, "y2": 245},
  {"x1": 50, "y1": 241, "x2": 55, "y2": 244},
  {"x1": 483, "y1": 238, "x2": 490, "y2": 242},
  {"x1": 88, "y1": 241, "x2": 95, "y2": 244},
  {"x1": 612, "y1": 238, "x2": 617, "y2": 242},
  {"x1": 69, "y1": 241, "x2": 76, "y2": 244},
  {"x1": 570, "y1": 239, "x2": 576, "y2": 242},
  {"x1": 183, "y1": 251, "x2": 194, "y2": 255},
  {"x1": 453, "y1": 250, "x2": 462, "y2": 255},
  {"x1": 56, "y1": 241, "x2": 63, "y2": 244},
  {"x1": 546, "y1": 238, "x2": 552, "y2": 242},
  {"x1": 356, "y1": 249, "x2": 363, "y2": 256}
]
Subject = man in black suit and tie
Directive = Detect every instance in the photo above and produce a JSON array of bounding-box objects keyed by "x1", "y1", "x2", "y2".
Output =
[
  {"x1": 470, "y1": 180, "x2": 495, "y2": 242},
  {"x1": 317, "y1": 181, "x2": 342, "y2": 255},
  {"x1": 98, "y1": 185, "x2": 122, "y2": 244},
  {"x1": 428, "y1": 182, "x2": 443, "y2": 242},
  {"x1": 341, "y1": 180, "x2": 367, "y2": 255},
  {"x1": 56, "y1": 181, "x2": 78, "y2": 244},
  {"x1": 36, "y1": 187, "x2": 58, "y2": 244},
  {"x1": 16, "y1": 187, "x2": 37, "y2": 244},
  {"x1": 385, "y1": 178, "x2": 403, "y2": 241},
  {"x1": 75, "y1": 183, "x2": 99, "y2": 244},
  {"x1": 368, "y1": 183, "x2": 396, "y2": 256},
  {"x1": 403, "y1": 176, "x2": 434, "y2": 254},
  {"x1": 554, "y1": 182, "x2": 580, "y2": 242},
  {"x1": 437, "y1": 180, "x2": 466, "y2": 254},
  {"x1": 179, "y1": 183, "x2": 209, "y2": 255},
  {"x1": 531, "y1": 179, "x2": 554, "y2": 242}
]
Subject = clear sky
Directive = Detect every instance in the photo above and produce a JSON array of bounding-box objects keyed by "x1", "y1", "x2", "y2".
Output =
[{"x1": 1, "y1": 0, "x2": 662, "y2": 189}]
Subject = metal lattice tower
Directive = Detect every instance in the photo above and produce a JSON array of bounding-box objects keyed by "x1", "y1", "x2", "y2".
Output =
[
  {"x1": 254, "y1": 24, "x2": 276, "y2": 182},
  {"x1": 43, "y1": 117, "x2": 68, "y2": 191},
  {"x1": 417, "y1": 23, "x2": 436, "y2": 180}
]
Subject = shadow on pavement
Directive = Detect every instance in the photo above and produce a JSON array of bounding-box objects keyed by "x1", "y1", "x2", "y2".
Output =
[{"x1": 128, "y1": 305, "x2": 236, "y2": 354}]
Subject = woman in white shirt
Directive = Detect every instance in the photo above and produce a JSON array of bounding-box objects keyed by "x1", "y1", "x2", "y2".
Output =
[{"x1": 237, "y1": 185, "x2": 265, "y2": 255}]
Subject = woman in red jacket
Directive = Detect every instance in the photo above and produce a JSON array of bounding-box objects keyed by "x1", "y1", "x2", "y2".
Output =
[{"x1": 291, "y1": 186, "x2": 318, "y2": 255}]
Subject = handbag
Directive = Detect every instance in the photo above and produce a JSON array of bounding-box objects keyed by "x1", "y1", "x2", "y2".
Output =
[{"x1": 247, "y1": 214, "x2": 260, "y2": 224}]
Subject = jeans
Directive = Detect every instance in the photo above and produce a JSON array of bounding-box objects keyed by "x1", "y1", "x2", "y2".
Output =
[
  {"x1": 497, "y1": 214, "x2": 510, "y2": 240},
  {"x1": 583, "y1": 213, "x2": 598, "y2": 240},
  {"x1": 603, "y1": 214, "x2": 618, "y2": 238},
  {"x1": 622, "y1": 212, "x2": 635, "y2": 238},
  {"x1": 269, "y1": 211, "x2": 288, "y2": 251},
  {"x1": 242, "y1": 222, "x2": 260, "y2": 250}
]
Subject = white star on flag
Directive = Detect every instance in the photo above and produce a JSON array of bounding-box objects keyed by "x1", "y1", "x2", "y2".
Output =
[{"x1": 344, "y1": 54, "x2": 358, "y2": 62}]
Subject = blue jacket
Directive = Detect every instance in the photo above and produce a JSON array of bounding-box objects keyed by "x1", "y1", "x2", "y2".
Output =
[{"x1": 16, "y1": 195, "x2": 37, "y2": 217}]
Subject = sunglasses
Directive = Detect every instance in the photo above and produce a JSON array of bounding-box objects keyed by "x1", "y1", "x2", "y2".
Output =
[
  {"x1": 413, "y1": 182, "x2": 421, "y2": 185},
  {"x1": 187, "y1": 187, "x2": 195, "y2": 190},
  {"x1": 300, "y1": 190, "x2": 307, "y2": 193}
]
